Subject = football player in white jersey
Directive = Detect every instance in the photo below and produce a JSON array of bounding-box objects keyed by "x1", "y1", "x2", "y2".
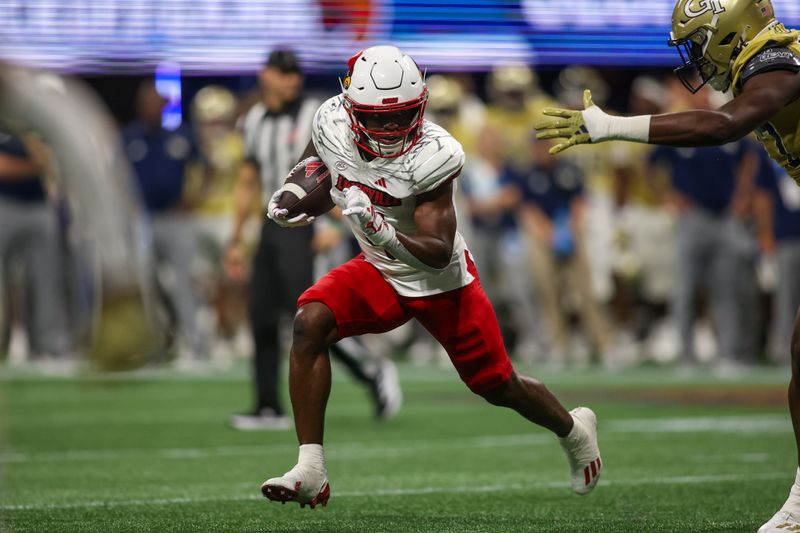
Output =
[{"x1": 262, "y1": 45, "x2": 602, "y2": 508}]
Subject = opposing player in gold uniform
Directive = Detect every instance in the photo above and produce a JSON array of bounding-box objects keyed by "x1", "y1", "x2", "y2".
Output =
[{"x1": 533, "y1": 1, "x2": 800, "y2": 530}]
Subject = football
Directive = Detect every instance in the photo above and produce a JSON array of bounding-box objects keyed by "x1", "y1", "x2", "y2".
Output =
[{"x1": 276, "y1": 156, "x2": 335, "y2": 218}]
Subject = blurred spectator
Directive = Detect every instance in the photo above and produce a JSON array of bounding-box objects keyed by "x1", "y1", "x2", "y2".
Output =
[
  {"x1": 553, "y1": 66, "x2": 619, "y2": 307},
  {"x1": 509, "y1": 136, "x2": 610, "y2": 364},
  {"x1": 607, "y1": 76, "x2": 674, "y2": 353},
  {"x1": 754, "y1": 156, "x2": 800, "y2": 365},
  {"x1": 122, "y1": 80, "x2": 210, "y2": 364},
  {"x1": 484, "y1": 64, "x2": 554, "y2": 168},
  {"x1": 426, "y1": 74, "x2": 485, "y2": 158},
  {"x1": 0, "y1": 125, "x2": 71, "y2": 360},
  {"x1": 228, "y1": 49, "x2": 398, "y2": 430},
  {"x1": 186, "y1": 85, "x2": 250, "y2": 358},
  {"x1": 460, "y1": 125, "x2": 544, "y2": 360},
  {"x1": 648, "y1": 88, "x2": 761, "y2": 365}
]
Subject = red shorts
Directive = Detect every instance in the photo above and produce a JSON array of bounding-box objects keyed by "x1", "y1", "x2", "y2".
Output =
[{"x1": 298, "y1": 253, "x2": 514, "y2": 394}]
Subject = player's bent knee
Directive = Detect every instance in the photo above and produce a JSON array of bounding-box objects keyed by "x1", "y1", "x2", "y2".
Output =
[{"x1": 292, "y1": 302, "x2": 337, "y2": 351}]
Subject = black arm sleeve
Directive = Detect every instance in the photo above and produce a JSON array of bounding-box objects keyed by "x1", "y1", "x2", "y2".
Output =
[{"x1": 740, "y1": 46, "x2": 800, "y2": 87}]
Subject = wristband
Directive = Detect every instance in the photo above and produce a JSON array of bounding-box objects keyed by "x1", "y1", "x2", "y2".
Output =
[{"x1": 583, "y1": 106, "x2": 651, "y2": 143}]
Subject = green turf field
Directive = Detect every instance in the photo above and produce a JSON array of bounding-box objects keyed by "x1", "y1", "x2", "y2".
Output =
[{"x1": 0, "y1": 362, "x2": 795, "y2": 532}]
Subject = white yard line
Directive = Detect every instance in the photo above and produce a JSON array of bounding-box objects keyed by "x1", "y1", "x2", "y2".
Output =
[
  {"x1": 0, "y1": 433, "x2": 554, "y2": 464},
  {"x1": 606, "y1": 415, "x2": 789, "y2": 433},
  {"x1": 0, "y1": 472, "x2": 790, "y2": 511},
  {"x1": 1, "y1": 415, "x2": 790, "y2": 465}
]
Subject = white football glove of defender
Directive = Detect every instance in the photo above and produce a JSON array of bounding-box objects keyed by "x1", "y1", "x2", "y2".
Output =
[
  {"x1": 267, "y1": 187, "x2": 316, "y2": 228},
  {"x1": 338, "y1": 187, "x2": 396, "y2": 246}
]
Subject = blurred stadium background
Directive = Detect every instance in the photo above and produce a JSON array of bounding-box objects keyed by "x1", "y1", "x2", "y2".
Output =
[{"x1": 2, "y1": 1, "x2": 800, "y2": 531}]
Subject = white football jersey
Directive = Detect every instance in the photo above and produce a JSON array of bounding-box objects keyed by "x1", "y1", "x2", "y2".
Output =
[{"x1": 312, "y1": 95, "x2": 473, "y2": 297}]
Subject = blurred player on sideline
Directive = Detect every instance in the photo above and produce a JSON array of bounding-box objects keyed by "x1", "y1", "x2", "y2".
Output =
[
  {"x1": 0, "y1": 124, "x2": 71, "y2": 361},
  {"x1": 533, "y1": 1, "x2": 800, "y2": 530},
  {"x1": 123, "y1": 80, "x2": 210, "y2": 365},
  {"x1": 261, "y1": 45, "x2": 602, "y2": 509},
  {"x1": 0, "y1": 66, "x2": 164, "y2": 370}
]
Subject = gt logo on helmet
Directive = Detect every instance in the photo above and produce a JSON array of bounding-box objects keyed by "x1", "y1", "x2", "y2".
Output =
[{"x1": 684, "y1": 0, "x2": 725, "y2": 19}]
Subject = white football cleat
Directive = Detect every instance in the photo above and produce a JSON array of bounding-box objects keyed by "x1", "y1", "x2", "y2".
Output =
[
  {"x1": 559, "y1": 406, "x2": 602, "y2": 495},
  {"x1": 758, "y1": 510, "x2": 800, "y2": 532},
  {"x1": 261, "y1": 464, "x2": 330, "y2": 509}
]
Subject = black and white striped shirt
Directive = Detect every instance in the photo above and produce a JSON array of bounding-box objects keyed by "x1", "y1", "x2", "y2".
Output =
[{"x1": 240, "y1": 96, "x2": 319, "y2": 203}]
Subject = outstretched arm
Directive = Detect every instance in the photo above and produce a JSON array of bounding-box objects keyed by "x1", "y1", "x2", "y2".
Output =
[
  {"x1": 535, "y1": 70, "x2": 800, "y2": 153},
  {"x1": 650, "y1": 70, "x2": 800, "y2": 145}
]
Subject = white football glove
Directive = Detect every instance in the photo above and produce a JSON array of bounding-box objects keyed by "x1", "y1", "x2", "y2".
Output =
[
  {"x1": 338, "y1": 187, "x2": 396, "y2": 246},
  {"x1": 267, "y1": 187, "x2": 315, "y2": 228}
]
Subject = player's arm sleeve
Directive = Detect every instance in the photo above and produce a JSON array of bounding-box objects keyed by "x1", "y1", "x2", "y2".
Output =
[
  {"x1": 740, "y1": 47, "x2": 800, "y2": 87},
  {"x1": 413, "y1": 137, "x2": 466, "y2": 195}
]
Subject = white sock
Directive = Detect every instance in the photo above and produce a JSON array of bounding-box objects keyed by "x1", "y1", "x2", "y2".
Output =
[
  {"x1": 559, "y1": 414, "x2": 583, "y2": 443},
  {"x1": 297, "y1": 444, "x2": 326, "y2": 472},
  {"x1": 782, "y1": 468, "x2": 800, "y2": 512}
]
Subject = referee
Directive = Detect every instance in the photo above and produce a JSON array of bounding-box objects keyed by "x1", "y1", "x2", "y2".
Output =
[{"x1": 227, "y1": 49, "x2": 399, "y2": 430}]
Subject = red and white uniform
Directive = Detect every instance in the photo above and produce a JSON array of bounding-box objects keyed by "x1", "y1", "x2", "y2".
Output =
[
  {"x1": 300, "y1": 95, "x2": 512, "y2": 394},
  {"x1": 312, "y1": 95, "x2": 472, "y2": 297}
]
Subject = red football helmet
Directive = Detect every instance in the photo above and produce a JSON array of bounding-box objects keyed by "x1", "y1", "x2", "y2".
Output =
[{"x1": 341, "y1": 45, "x2": 428, "y2": 158}]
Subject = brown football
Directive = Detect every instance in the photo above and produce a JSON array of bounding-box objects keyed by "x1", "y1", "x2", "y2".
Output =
[{"x1": 276, "y1": 156, "x2": 335, "y2": 218}]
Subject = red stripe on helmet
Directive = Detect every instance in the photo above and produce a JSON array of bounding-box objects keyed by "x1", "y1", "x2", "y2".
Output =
[{"x1": 346, "y1": 51, "x2": 364, "y2": 75}]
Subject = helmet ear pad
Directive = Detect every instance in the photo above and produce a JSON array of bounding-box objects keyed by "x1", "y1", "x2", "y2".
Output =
[{"x1": 341, "y1": 45, "x2": 428, "y2": 158}]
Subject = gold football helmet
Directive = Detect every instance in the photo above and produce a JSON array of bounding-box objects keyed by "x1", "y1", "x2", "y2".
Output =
[
  {"x1": 426, "y1": 75, "x2": 463, "y2": 115},
  {"x1": 669, "y1": 0, "x2": 776, "y2": 92},
  {"x1": 192, "y1": 85, "x2": 236, "y2": 124}
]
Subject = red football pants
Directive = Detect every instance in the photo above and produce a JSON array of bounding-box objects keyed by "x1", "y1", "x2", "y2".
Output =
[{"x1": 298, "y1": 253, "x2": 513, "y2": 394}]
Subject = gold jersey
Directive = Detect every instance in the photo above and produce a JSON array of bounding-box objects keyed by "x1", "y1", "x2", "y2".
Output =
[{"x1": 731, "y1": 23, "x2": 800, "y2": 183}]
